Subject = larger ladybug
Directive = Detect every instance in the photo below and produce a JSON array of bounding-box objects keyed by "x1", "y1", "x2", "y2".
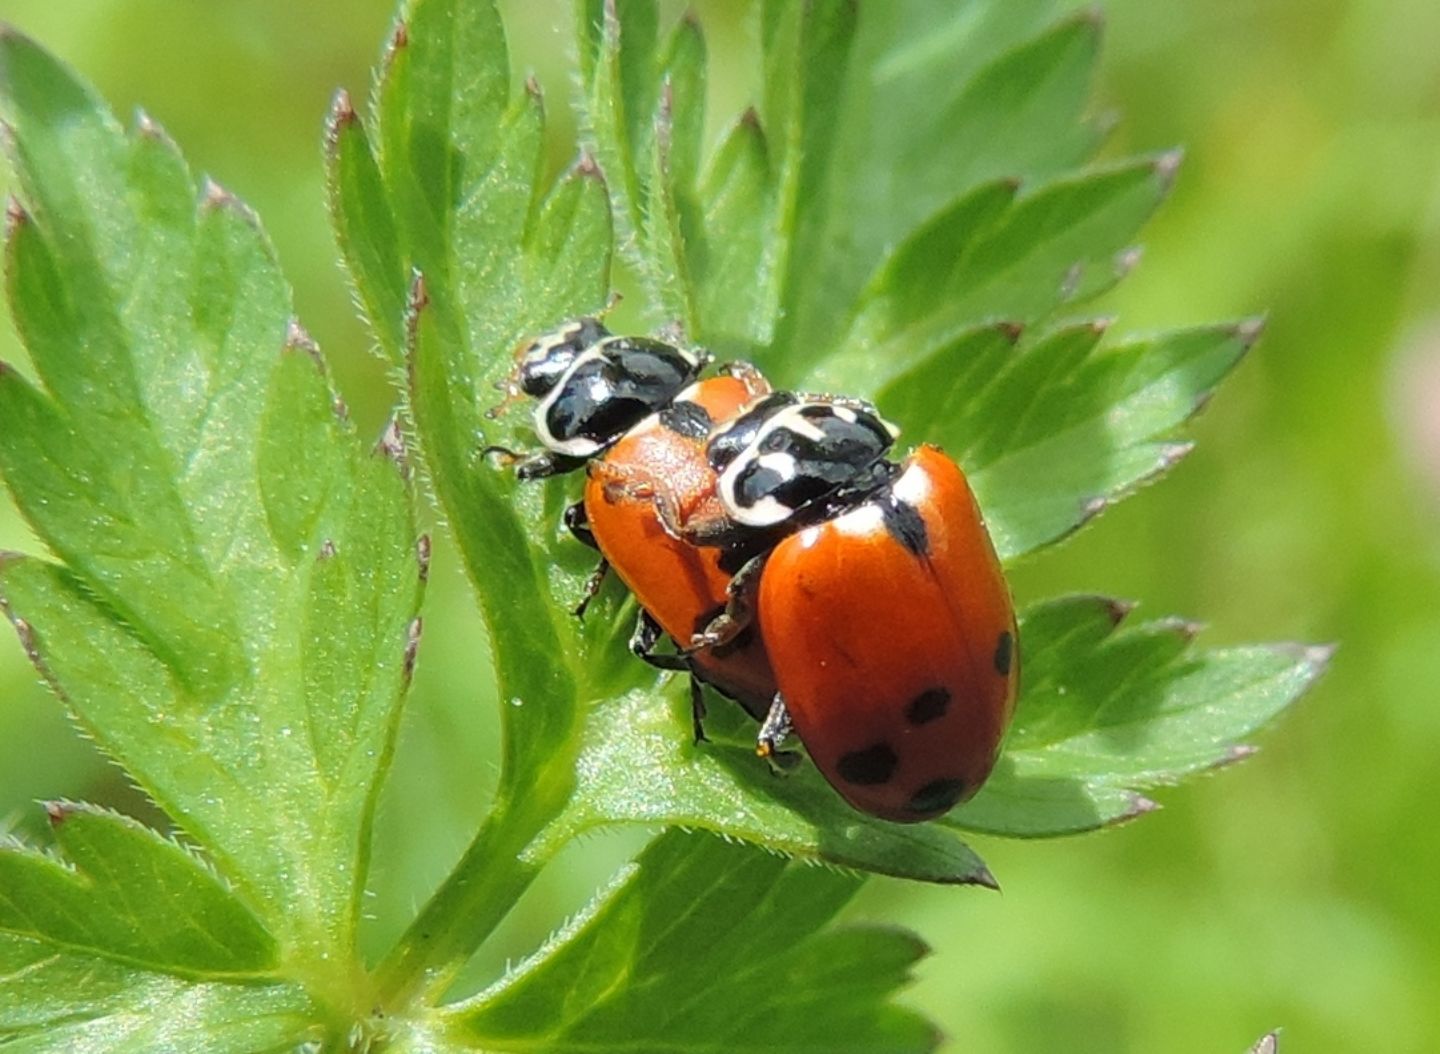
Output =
[
  {"x1": 676, "y1": 397, "x2": 1019, "y2": 822},
  {"x1": 491, "y1": 319, "x2": 778, "y2": 727}
]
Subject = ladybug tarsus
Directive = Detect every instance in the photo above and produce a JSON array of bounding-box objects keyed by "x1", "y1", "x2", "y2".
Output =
[
  {"x1": 630, "y1": 609, "x2": 711, "y2": 742},
  {"x1": 689, "y1": 678, "x2": 708, "y2": 744},
  {"x1": 689, "y1": 553, "x2": 765, "y2": 651},
  {"x1": 564, "y1": 500, "x2": 598, "y2": 549},
  {"x1": 572, "y1": 558, "x2": 610, "y2": 620},
  {"x1": 756, "y1": 694, "x2": 800, "y2": 774},
  {"x1": 515, "y1": 451, "x2": 586, "y2": 481}
]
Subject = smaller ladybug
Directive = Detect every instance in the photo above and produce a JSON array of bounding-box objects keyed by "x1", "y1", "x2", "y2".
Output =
[
  {"x1": 499, "y1": 317, "x2": 707, "y2": 480},
  {"x1": 673, "y1": 397, "x2": 1019, "y2": 822},
  {"x1": 488, "y1": 319, "x2": 779, "y2": 731}
]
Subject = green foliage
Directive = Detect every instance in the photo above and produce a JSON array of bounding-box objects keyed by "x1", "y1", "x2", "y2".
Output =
[
  {"x1": 451, "y1": 830, "x2": 936, "y2": 1053},
  {"x1": 949, "y1": 597, "x2": 1333, "y2": 836},
  {"x1": 0, "y1": 18, "x2": 419, "y2": 1046},
  {"x1": 0, "y1": 0, "x2": 1328, "y2": 1048}
]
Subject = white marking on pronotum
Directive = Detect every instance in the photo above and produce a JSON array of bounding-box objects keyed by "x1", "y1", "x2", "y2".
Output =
[
  {"x1": 719, "y1": 451, "x2": 799, "y2": 527},
  {"x1": 533, "y1": 344, "x2": 610, "y2": 455},
  {"x1": 531, "y1": 336, "x2": 701, "y2": 456},
  {"x1": 715, "y1": 397, "x2": 899, "y2": 523}
]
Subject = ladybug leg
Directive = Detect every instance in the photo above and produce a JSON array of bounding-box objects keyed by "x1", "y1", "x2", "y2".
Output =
[
  {"x1": 756, "y1": 694, "x2": 801, "y2": 774},
  {"x1": 565, "y1": 502, "x2": 612, "y2": 619},
  {"x1": 629, "y1": 610, "x2": 709, "y2": 742},
  {"x1": 689, "y1": 554, "x2": 765, "y2": 651},
  {"x1": 629, "y1": 609, "x2": 690, "y2": 672},
  {"x1": 589, "y1": 459, "x2": 692, "y2": 539},
  {"x1": 573, "y1": 559, "x2": 610, "y2": 619},
  {"x1": 719, "y1": 360, "x2": 772, "y2": 399},
  {"x1": 564, "y1": 500, "x2": 598, "y2": 550},
  {"x1": 480, "y1": 445, "x2": 585, "y2": 480},
  {"x1": 689, "y1": 678, "x2": 708, "y2": 745}
]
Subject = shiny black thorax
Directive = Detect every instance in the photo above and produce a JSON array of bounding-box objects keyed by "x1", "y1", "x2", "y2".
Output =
[{"x1": 535, "y1": 336, "x2": 703, "y2": 457}]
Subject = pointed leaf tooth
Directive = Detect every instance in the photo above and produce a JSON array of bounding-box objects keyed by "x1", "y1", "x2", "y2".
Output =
[
  {"x1": 403, "y1": 617, "x2": 423, "y2": 685},
  {"x1": 1114, "y1": 245, "x2": 1144, "y2": 278},
  {"x1": 1250, "y1": 1030, "x2": 1281, "y2": 1054},
  {"x1": 1154, "y1": 146, "x2": 1185, "y2": 188},
  {"x1": 325, "y1": 88, "x2": 359, "y2": 148},
  {"x1": 416, "y1": 533, "x2": 432, "y2": 583},
  {"x1": 1235, "y1": 314, "x2": 1268, "y2": 347}
]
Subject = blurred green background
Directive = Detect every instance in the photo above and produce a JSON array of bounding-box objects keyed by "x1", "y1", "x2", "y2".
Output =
[{"x1": 1, "y1": 1, "x2": 1437, "y2": 1051}]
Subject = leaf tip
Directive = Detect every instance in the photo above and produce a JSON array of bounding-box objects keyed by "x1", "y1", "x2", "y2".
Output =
[
  {"x1": 326, "y1": 89, "x2": 359, "y2": 148},
  {"x1": 130, "y1": 109, "x2": 179, "y2": 154},
  {"x1": 408, "y1": 271, "x2": 430, "y2": 314},
  {"x1": 1074, "y1": 5, "x2": 1106, "y2": 30},
  {"x1": 1218, "y1": 744, "x2": 1260, "y2": 769},
  {"x1": 1126, "y1": 793, "x2": 1161, "y2": 820},
  {"x1": 1160, "y1": 616, "x2": 1205, "y2": 642},
  {"x1": 1250, "y1": 1030, "x2": 1281, "y2": 1054},
  {"x1": 576, "y1": 149, "x2": 603, "y2": 180},
  {"x1": 1153, "y1": 148, "x2": 1185, "y2": 188},
  {"x1": 42, "y1": 800, "x2": 78, "y2": 827},
  {"x1": 1161, "y1": 441, "x2": 1195, "y2": 469},
  {"x1": 201, "y1": 177, "x2": 231, "y2": 208},
  {"x1": 740, "y1": 105, "x2": 762, "y2": 130},
  {"x1": 4, "y1": 194, "x2": 28, "y2": 235},
  {"x1": 1115, "y1": 245, "x2": 1144, "y2": 279},
  {"x1": 1105, "y1": 597, "x2": 1138, "y2": 625},
  {"x1": 1078, "y1": 494, "x2": 1109, "y2": 525},
  {"x1": 403, "y1": 617, "x2": 423, "y2": 684},
  {"x1": 1276, "y1": 641, "x2": 1337, "y2": 677},
  {"x1": 416, "y1": 534, "x2": 431, "y2": 583},
  {"x1": 1235, "y1": 315, "x2": 1268, "y2": 348},
  {"x1": 376, "y1": 415, "x2": 411, "y2": 474},
  {"x1": 284, "y1": 319, "x2": 323, "y2": 363},
  {"x1": 389, "y1": 19, "x2": 409, "y2": 52},
  {"x1": 996, "y1": 320, "x2": 1025, "y2": 343},
  {"x1": 318, "y1": 539, "x2": 337, "y2": 562}
]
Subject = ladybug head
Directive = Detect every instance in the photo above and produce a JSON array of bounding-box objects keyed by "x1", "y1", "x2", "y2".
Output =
[
  {"x1": 715, "y1": 396, "x2": 900, "y2": 529},
  {"x1": 517, "y1": 317, "x2": 610, "y2": 398},
  {"x1": 534, "y1": 336, "x2": 707, "y2": 458}
]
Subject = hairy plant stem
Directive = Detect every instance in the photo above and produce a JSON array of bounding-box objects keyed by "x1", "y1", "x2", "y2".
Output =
[{"x1": 371, "y1": 775, "x2": 572, "y2": 1009}]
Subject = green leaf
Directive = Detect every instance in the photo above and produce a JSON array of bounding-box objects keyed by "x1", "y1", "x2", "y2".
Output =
[
  {"x1": 326, "y1": 91, "x2": 406, "y2": 360},
  {"x1": 0, "y1": 25, "x2": 423, "y2": 995},
  {"x1": 819, "y1": 154, "x2": 1177, "y2": 393},
  {"x1": 450, "y1": 831, "x2": 937, "y2": 1054},
  {"x1": 546, "y1": 687, "x2": 996, "y2": 887},
  {"x1": 775, "y1": 3, "x2": 1106, "y2": 379},
  {"x1": 874, "y1": 320, "x2": 1258, "y2": 561},
  {"x1": 363, "y1": 0, "x2": 612, "y2": 765},
  {"x1": 0, "y1": 802, "x2": 274, "y2": 977},
  {"x1": 0, "y1": 935, "x2": 316, "y2": 1052},
  {"x1": 946, "y1": 597, "x2": 1332, "y2": 838}
]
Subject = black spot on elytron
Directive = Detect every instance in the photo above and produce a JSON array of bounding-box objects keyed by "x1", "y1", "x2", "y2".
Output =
[
  {"x1": 836, "y1": 742, "x2": 899, "y2": 786},
  {"x1": 882, "y1": 494, "x2": 929, "y2": 556},
  {"x1": 994, "y1": 630, "x2": 1014, "y2": 676},
  {"x1": 906, "y1": 778, "x2": 966, "y2": 816},
  {"x1": 659, "y1": 399, "x2": 712, "y2": 440},
  {"x1": 905, "y1": 687, "x2": 951, "y2": 725}
]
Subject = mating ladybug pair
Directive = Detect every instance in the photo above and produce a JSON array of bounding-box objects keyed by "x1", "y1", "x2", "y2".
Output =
[{"x1": 489, "y1": 319, "x2": 1019, "y2": 823}]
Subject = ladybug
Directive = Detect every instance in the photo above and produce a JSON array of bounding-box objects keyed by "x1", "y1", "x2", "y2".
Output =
[
  {"x1": 489, "y1": 319, "x2": 778, "y2": 730},
  {"x1": 673, "y1": 396, "x2": 1019, "y2": 822}
]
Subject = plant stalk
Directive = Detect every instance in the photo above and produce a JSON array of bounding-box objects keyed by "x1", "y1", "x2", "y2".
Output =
[{"x1": 371, "y1": 788, "x2": 564, "y2": 1009}]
